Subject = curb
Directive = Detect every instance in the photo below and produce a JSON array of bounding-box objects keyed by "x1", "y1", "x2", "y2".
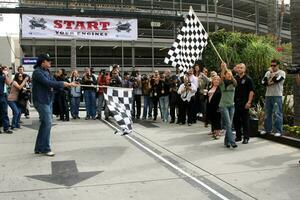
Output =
[{"x1": 259, "y1": 134, "x2": 300, "y2": 149}]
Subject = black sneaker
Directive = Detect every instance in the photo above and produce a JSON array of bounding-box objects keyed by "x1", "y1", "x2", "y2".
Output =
[
  {"x1": 4, "y1": 130, "x2": 13, "y2": 134},
  {"x1": 242, "y1": 138, "x2": 249, "y2": 144}
]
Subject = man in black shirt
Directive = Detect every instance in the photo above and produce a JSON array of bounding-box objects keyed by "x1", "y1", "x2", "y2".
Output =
[{"x1": 233, "y1": 63, "x2": 254, "y2": 144}]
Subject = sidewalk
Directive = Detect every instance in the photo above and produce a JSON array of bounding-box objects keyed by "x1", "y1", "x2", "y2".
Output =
[{"x1": 0, "y1": 108, "x2": 299, "y2": 200}]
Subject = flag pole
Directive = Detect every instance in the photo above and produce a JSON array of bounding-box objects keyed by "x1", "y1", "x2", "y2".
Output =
[{"x1": 209, "y1": 39, "x2": 225, "y2": 63}]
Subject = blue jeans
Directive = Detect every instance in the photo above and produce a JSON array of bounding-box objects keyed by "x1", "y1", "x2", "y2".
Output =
[
  {"x1": 70, "y1": 97, "x2": 80, "y2": 118},
  {"x1": 143, "y1": 96, "x2": 152, "y2": 118},
  {"x1": 264, "y1": 96, "x2": 283, "y2": 134},
  {"x1": 34, "y1": 103, "x2": 52, "y2": 153},
  {"x1": 83, "y1": 90, "x2": 96, "y2": 118},
  {"x1": 159, "y1": 95, "x2": 169, "y2": 122},
  {"x1": 0, "y1": 95, "x2": 10, "y2": 131},
  {"x1": 8, "y1": 101, "x2": 21, "y2": 128},
  {"x1": 220, "y1": 105, "x2": 235, "y2": 145}
]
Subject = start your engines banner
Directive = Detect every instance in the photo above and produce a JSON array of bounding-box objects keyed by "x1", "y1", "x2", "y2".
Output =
[{"x1": 22, "y1": 14, "x2": 138, "y2": 41}]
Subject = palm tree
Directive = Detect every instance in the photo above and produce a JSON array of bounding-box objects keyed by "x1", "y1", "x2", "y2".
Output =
[
  {"x1": 267, "y1": 0, "x2": 278, "y2": 37},
  {"x1": 290, "y1": 0, "x2": 300, "y2": 125}
]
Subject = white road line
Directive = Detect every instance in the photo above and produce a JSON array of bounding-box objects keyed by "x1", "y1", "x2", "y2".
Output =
[{"x1": 103, "y1": 119, "x2": 230, "y2": 200}]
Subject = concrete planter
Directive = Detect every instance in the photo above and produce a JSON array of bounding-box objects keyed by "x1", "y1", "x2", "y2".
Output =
[{"x1": 249, "y1": 118, "x2": 259, "y2": 137}]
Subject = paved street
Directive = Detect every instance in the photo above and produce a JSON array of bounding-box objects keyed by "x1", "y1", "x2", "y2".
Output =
[{"x1": 0, "y1": 109, "x2": 299, "y2": 200}]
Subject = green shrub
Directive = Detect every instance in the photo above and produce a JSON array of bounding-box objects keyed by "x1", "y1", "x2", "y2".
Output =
[
  {"x1": 283, "y1": 125, "x2": 300, "y2": 138},
  {"x1": 203, "y1": 30, "x2": 282, "y2": 104}
]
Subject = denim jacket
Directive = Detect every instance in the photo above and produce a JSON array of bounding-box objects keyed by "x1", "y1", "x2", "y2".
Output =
[{"x1": 32, "y1": 65, "x2": 64, "y2": 105}]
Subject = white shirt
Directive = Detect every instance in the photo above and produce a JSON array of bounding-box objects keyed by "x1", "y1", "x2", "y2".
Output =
[
  {"x1": 177, "y1": 82, "x2": 197, "y2": 102},
  {"x1": 262, "y1": 70, "x2": 286, "y2": 96}
]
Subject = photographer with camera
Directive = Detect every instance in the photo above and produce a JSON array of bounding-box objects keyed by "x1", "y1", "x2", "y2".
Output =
[
  {"x1": 177, "y1": 75, "x2": 197, "y2": 126},
  {"x1": 81, "y1": 67, "x2": 97, "y2": 120},
  {"x1": 96, "y1": 69, "x2": 110, "y2": 120},
  {"x1": 131, "y1": 69, "x2": 142, "y2": 120},
  {"x1": 122, "y1": 71, "x2": 133, "y2": 88},
  {"x1": 141, "y1": 74, "x2": 153, "y2": 120},
  {"x1": 54, "y1": 69, "x2": 70, "y2": 121},
  {"x1": 7, "y1": 73, "x2": 29, "y2": 130},
  {"x1": 149, "y1": 72, "x2": 162, "y2": 121},
  {"x1": 109, "y1": 68, "x2": 122, "y2": 87},
  {"x1": 159, "y1": 73, "x2": 170, "y2": 123},
  {"x1": 104, "y1": 67, "x2": 122, "y2": 120},
  {"x1": 70, "y1": 70, "x2": 81, "y2": 120},
  {"x1": 17, "y1": 65, "x2": 31, "y2": 119},
  {"x1": 169, "y1": 75, "x2": 180, "y2": 124}
]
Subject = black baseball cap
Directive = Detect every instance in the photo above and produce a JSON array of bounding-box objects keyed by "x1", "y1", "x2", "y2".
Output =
[{"x1": 37, "y1": 54, "x2": 51, "y2": 64}]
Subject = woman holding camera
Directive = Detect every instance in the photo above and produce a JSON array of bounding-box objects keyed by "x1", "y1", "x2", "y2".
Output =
[
  {"x1": 7, "y1": 73, "x2": 29, "y2": 129},
  {"x1": 70, "y1": 70, "x2": 82, "y2": 119}
]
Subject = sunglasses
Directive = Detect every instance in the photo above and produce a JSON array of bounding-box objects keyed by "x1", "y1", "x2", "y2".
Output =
[{"x1": 271, "y1": 65, "x2": 277, "y2": 67}]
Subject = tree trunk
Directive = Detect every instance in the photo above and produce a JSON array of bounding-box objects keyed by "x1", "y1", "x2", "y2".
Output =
[{"x1": 291, "y1": 0, "x2": 300, "y2": 125}]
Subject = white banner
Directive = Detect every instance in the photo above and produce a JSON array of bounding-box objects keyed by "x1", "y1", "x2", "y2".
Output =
[{"x1": 22, "y1": 14, "x2": 138, "y2": 41}]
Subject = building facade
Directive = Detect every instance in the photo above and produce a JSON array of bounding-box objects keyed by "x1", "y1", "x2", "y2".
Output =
[{"x1": 18, "y1": 0, "x2": 291, "y2": 73}]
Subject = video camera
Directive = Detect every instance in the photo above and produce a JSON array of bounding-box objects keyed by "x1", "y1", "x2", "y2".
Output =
[{"x1": 100, "y1": 69, "x2": 106, "y2": 76}]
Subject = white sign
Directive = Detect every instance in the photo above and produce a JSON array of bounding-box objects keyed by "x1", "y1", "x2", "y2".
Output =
[
  {"x1": 22, "y1": 14, "x2": 138, "y2": 41},
  {"x1": 151, "y1": 22, "x2": 161, "y2": 27}
]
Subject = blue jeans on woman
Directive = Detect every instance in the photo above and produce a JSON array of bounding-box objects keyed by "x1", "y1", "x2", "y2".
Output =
[
  {"x1": 220, "y1": 105, "x2": 235, "y2": 146},
  {"x1": 143, "y1": 95, "x2": 152, "y2": 119},
  {"x1": 70, "y1": 97, "x2": 80, "y2": 118},
  {"x1": 159, "y1": 95, "x2": 169, "y2": 122},
  {"x1": 264, "y1": 96, "x2": 283, "y2": 134},
  {"x1": 8, "y1": 101, "x2": 21, "y2": 129},
  {"x1": 83, "y1": 90, "x2": 96, "y2": 118},
  {"x1": 34, "y1": 102, "x2": 52, "y2": 153}
]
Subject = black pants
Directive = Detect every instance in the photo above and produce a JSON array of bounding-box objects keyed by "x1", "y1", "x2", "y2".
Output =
[
  {"x1": 132, "y1": 94, "x2": 141, "y2": 119},
  {"x1": 233, "y1": 106, "x2": 250, "y2": 140},
  {"x1": 58, "y1": 93, "x2": 69, "y2": 121},
  {"x1": 178, "y1": 99, "x2": 193, "y2": 124},
  {"x1": 169, "y1": 94, "x2": 178, "y2": 122},
  {"x1": 152, "y1": 96, "x2": 159, "y2": 120},
  {"x1": 190, "y1": 96, "x2": 197, "y2": 123}
]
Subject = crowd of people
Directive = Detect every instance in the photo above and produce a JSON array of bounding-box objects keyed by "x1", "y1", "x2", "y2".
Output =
[
  {"x1": 0, "y1": 56, "x2": 286, "y2": 155},
  {"x1": 0, "y1": 65, "x2": 31, "y2": 134}
]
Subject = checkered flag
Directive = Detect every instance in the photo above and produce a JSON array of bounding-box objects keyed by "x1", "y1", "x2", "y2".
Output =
[
  {"x1": 104, "y1": 87, "x2": 133, "y2": 135},
  {"x1": 164, "y1": 6, "x2": 208, "y2": 74}
]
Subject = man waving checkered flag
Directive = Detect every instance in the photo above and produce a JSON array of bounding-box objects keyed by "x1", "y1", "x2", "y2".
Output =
[
  {"x1": 164, "y1": 6, "x2": 208, "y2": 74},
  {"x1": 104, "y1": 87, "x2": 133, "y2": 135}
]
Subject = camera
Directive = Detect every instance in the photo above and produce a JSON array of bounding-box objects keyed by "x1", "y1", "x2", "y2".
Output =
[
  {"x1": 100, "y1": 69, "x2": 106, "y2": 76},
  {"x1": 185, "y1": 82, "x2": 191, "y2": 87},
  {"x1": 141, "y1": 74, "x2": 148, "y2": 81},
  {"x1": 130, "y1": 76, "x2": 137, "y2": 82},
  {"x1": 109, "y1": 77, "x2": 122, "y2": 87}
]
